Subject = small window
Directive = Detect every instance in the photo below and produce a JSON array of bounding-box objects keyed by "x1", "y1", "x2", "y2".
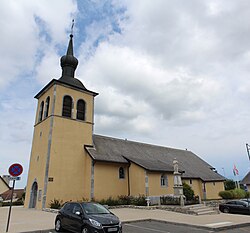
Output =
[
  {"x1": 76, "y1": 99, "x2": 86, "y2": 121},
  {"x1": 44, "y1": 96, "x2": 50, "y2": 118},
  {"x1": 190, "y1": 179, "x2": 192, "y2": 185},
  {"x1": 161, "y1": 174, "x2": 168, "y2": 187},
  {"x1": 38, "y1": 101, "x2": 44, "y2": 122},
  {"x1": 62, "y1": 95, "x2": 72, "y2": 118},
  {"x1": 119, "y1": 167, "x2": 125, "y2": 179}
]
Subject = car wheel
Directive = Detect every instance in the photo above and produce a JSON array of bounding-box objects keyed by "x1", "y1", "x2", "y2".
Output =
[
  {"x1": 55, "y1": 219, "x2": 63, "y2": 232},
  {"x1": 223, "y1": 207, "x2": 230, "y2": 213},
  {"x1": 82, "y1": 226, "x2": 89, "y2": 233}
]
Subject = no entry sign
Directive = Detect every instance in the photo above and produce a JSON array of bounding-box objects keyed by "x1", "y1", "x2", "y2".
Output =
[{"x1": 8, "y1": 163, "x2": 23, "y2": 177}]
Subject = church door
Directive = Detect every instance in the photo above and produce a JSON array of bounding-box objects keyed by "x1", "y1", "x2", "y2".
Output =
[{"x1": 29, "y1": 182, "x2": 38, "y2": 208}]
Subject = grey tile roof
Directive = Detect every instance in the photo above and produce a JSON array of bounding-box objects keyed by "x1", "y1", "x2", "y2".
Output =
[
  {"x1": 241, "y1": 171, "x2": 250, "y2": 184},
  {"x1": 85, "y1": 135, "x2": 225, "y2": 182}
]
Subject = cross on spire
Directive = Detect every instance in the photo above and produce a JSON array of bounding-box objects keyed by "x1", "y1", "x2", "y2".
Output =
[{"x1": 71, "y1": 19, "x2": 74, "y2": 36}]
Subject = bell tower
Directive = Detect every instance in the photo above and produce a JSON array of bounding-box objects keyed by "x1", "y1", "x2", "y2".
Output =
[{"x1": 25, "y1": 33, "x2": 98, "y2": 209}]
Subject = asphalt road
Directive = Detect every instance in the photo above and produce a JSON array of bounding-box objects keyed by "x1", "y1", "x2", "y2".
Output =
[{"x1": 39, "y1": 220, "x2": 250, "y2": 233}]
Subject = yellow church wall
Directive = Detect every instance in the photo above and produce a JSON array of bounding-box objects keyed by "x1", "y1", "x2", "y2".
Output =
[
  {"x1": 24, "y1": 110, "x2": 52, "y2": 209},
  {"x1": 182, "y1": 179, "x2": 224, "y2": 200},
  {"x1": 129, "y1": 163, "x2": 146, "y2": 196},
  {"x1": 148, "y1": 172, "x2": 174, "y2": 196},
  {"x1": 94, "y1": 162, "x2": 128, "y2": 200},
  {"x1": 183, "y1": 179, "x2": 203, "y2": 198},
  {"x1": 83, "y1": 153, "x2": 93, "y2": 201},
  {"x1": 204, "y1": 181, "x2": 224, "y2": 200},
  {"x1": 45, "y1": 119, "x2": 86, "y2": 205}
]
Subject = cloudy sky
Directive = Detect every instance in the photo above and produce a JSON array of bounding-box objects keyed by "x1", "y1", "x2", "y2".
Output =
[{"x1": 1, "y1": 0, "x2": 250, "y2": 188}]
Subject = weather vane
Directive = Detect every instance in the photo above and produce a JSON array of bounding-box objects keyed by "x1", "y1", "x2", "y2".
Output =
[{"x1": 71, "y1": 19, "x2": 75, "y2": 35}]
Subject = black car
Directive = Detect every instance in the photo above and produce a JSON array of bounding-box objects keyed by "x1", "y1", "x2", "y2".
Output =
[
  {"x1": 55, "y1": 202, "x2": 122, "y2": 233},
  {"x1": 219, "y1": 200, "x2": 250, "y2": 215}
]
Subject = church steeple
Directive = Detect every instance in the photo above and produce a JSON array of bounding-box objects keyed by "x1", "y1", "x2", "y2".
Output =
[
  {"x1": 58, "y1": 32, "x2": 88, "y2": 91},
  {"x1": 60, "y1": 34, "x2": 78, "y2": 78}
]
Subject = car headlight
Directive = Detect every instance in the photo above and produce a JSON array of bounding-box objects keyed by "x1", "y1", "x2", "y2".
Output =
[
  {"x1": 119, "y1": 221, "x2": 122, "y2": 227},
  {"x1": 89, "y1": 218, "x2": 102, "y2": 228}
]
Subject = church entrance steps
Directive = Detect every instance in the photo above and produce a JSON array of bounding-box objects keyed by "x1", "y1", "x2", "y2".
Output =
[{"x1": 182, "y1": 204, "x2": 219, "y2": 215}]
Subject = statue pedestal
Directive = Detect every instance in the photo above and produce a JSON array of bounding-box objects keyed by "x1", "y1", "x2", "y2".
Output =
[{"x1": 173, "y1": 186, "x2": 183, "y2": 196}]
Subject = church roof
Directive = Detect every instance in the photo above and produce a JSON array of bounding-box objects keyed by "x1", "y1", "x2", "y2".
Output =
[
  {"x1": 0, "y1": 176, "x2": 10, "y2": 190},
  {"x1": 85, "y1": 135, "x2": 225, "y2": 182},
  {"x1": 241, "y1": 171, "x2": 250, "y2": 185}
]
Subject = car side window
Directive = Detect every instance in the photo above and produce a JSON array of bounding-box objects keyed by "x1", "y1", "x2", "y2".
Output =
[
  {"x1": 72, "y1": 203, "x2": 82, "y2": 215},
  {"x1": 63, "y1": 203, "x2": 73, "y2": 214}
]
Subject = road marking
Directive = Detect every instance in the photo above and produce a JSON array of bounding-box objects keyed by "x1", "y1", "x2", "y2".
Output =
[
  {"x1": 205, "y1": 222, "x2": 232, "y2": 227},
  {"x1": 124, "y1": 223, "x2": 170, "y2": 233}
]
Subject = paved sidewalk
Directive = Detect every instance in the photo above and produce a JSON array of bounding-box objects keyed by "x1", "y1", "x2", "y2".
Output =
[{"x1": 0, "y1": 206, "x2": 250, "y2": 233}]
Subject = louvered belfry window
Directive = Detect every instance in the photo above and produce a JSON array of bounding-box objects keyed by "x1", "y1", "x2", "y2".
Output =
[
  {"x1": 38, "y1": 101, "x2": 44, "y2": 122},
  {"x1": 76, "y1": 99, "x2": 85, "y2": 121},
  {"x1": 44, "y1": 96, "x2": 50, "y2": 118},
  {"x1": 62, "y1": 95, "x2": 72, "y2": 118}
]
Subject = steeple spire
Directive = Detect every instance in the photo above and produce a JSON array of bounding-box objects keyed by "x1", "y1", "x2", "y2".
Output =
[{"x1": 60, "y1": 32, "x2": 78, "y2": 78}]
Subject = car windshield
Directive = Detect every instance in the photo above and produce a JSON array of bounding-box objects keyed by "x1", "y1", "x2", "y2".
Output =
[{"x1": 81, "y1": 203, "x2": 110, "y2": 215}]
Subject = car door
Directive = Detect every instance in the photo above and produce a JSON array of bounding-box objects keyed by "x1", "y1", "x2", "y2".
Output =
[
  {"x1": 235, "y1": 201, "x2": 249, "y2": 214},
  {"x1": 60, "y1": 203, "x2": 74, "y2": 230},
  {"x1": 67, "y1": 203, "x2": 83, "y2": 232},
  {"x1": 226, "y1": 201, "x2": 237, "y2": 213}
]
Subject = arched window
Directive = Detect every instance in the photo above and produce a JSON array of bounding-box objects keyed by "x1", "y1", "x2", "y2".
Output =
[
  {"x1": 76, "y1": 99, "x2": 86, "y2": 121},
  {"x1": 62, "y1": 95, "x2": 72, "y2": 118},
  {"x1": 161, "y1": 174, "x2": 168, "y2": 187},
  {"x1": 119, "y1": 167, "x2": 125, "y2": 179},
  {"x1": 44, "y1": 96, "x2": 50, "y2": 118},
  {"x1": 38, "y1": 101, "x2": 44, "y2": 122}
]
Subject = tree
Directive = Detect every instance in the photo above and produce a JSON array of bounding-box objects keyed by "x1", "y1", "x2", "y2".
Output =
[
  {"x1": 183, "y1": 183, "x2": 194, "y2": 201},
  {"x1": 224, "y1": 179, "x2": 236, "y2": 190}
]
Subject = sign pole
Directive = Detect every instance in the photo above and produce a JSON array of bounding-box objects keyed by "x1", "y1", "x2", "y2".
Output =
[
  {"x1": 6, "y1": 179, "x2": 16, "y2": 232},
  {"x1": 6, "y1": 163, "x2": 23, "y2": 232}
]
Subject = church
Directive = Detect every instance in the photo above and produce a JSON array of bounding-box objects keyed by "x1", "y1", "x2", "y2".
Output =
[{"x1": 25, "y1": 34, "x2": 225, "y2": 209}]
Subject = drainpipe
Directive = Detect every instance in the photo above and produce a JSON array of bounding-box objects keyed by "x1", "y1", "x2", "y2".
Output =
[{"x1": 127, "y1": 162, "x2": 131, "y2": 196}]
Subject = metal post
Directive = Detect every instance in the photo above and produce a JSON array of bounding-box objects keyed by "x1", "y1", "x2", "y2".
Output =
[{"x1": 6, "y1": 179, "x2": 15, "y2": 232}]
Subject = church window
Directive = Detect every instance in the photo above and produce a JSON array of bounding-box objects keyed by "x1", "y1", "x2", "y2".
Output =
[
  {"x1": 38, "y1": 101, "x2": 44, "y2": 122},
  {"x1": 161, "y1": 174, "x2": 168, "y2": 187},
  {"x1": 62, "y1": 95, "x2": 72, "y2": 118},
  {"x1": 76, "y1": 99, "x2": 86, "y2": 121},
  {"x1": 119, "y1": 167, "x2": 125, "y2": 179},
  {"x1": 44, "y1": 96, "x2": 50, "y2": 118}
]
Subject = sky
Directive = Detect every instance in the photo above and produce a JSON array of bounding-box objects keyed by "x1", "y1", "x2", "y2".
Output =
[{"x1": 0, "y1": 0, "x2": 250, "y2": 189}]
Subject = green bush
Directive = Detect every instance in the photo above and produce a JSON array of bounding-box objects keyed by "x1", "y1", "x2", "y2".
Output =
[
  {"x1": 131, "y1": 195, "x2": 147, "y2": 206},
  {"x1": 98, "y1": 195, "x2": 147, "y2": 206},
  {"x1": 219, "y1": 189, "x2": 247, "y2": 199},
  {"x1": 232, "y1": 188, "x2": 246, "y2": 199},
  {"x1": 117, "y1": 195, "x2": 133, "y2": 205},
  {"x1": 183, "y1": 183, "x2": 194, "y2": 201},
  {"x1": 219, "y1": 190, "x2": 234, "y2": 199},
  {"x1": 49, "y1": 199, "x2": 63, "y2": 209}
]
